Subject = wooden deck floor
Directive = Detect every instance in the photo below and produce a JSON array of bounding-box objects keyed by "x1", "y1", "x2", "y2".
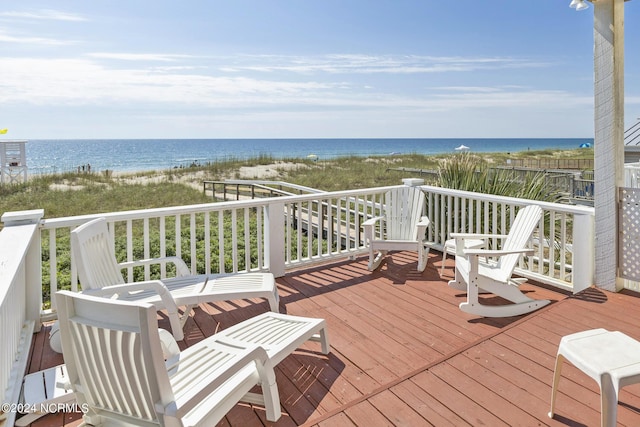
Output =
[{"x1": 21, "y1": 250, "x2": 640, "y2": 426}]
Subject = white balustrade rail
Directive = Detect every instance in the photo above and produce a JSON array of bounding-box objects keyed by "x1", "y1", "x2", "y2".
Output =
[
  {"x1": 39, "y1": 186, "x2": 398, "y2": 312},
  {"x1": 38, "y1": 184, "x2": 594, "y2": 313},
  {"x1": 0, "y1": 183, "x2": 596, "y2": 415},
  {"x1": 420, "y1": 185, "x2": 594, "y2": 292},
  {"x1": 0, "y1": 210, "x2": 43, "y2": 427}
]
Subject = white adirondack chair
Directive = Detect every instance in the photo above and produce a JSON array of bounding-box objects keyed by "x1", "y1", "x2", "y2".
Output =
[
  {"x1": 448, "y1": 204, "x2": 551, "y2": 317},
  {"x1": 54, "y1": 290, "x2": 292, "y2": 426},
  {"x1": 70, "y1": 217, "x2": 279, "y2": 341},
  {"x1": 363, "y1": 186, "x2": 431, "y2": 271}
]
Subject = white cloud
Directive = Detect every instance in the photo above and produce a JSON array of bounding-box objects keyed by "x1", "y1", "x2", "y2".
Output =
[
  {"x1": 0, "y1": 9, "x2": 87, "y2": 22},
  {"x1": 219, "y1": 54, "x2": 547, "y2": 75},
  {"x1": 87, "y1": 53, "x2": 196, "y2": 62},
  {"x1": 0, "y1": 54, "x2": 587, "y2": 125},
  {"x1": 0, "y1": 58, "x2": 336, "y2": 107},
  {"x1": 0, "y1": 30, "x2": 76, "y2": 46}
]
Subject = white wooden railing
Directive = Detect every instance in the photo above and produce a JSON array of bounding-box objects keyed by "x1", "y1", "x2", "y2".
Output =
[
  {"x1": 420, "y1": 186, "x2": 594, "y2": 293},
  {"x1": 1, "y1": 182, "x2": 596, "y2": 417},
  {"x1": 34, "y1": 182, "x2": 596, "y2": 311},
  {"x1": 0, "y1": 210, "x2": 43, "y2": 427}
]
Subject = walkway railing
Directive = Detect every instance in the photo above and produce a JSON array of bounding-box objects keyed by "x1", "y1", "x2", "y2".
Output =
[{"x1": 203, "y1": 179, "x2": 324, "y2": 201}]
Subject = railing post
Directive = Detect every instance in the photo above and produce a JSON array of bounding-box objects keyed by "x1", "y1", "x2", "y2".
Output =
[
  {"x1": 572, "y1": 212, "x2": 595, "y2": 293},
  {"x1": 265, "y1": 202, "x2": 286, "y2": 278},
  {"x1": 402, "y1": 178, "x2": 424, "y2": 187}
]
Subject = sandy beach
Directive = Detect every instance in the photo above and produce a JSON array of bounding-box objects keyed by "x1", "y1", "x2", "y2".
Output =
[{"x1": 48, "y1": 161, "x2": 309, "y2": 192}]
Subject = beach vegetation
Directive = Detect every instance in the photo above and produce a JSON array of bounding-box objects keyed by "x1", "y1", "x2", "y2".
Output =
[
  {"x1": 437, "y1": 152, "x2": 561, "y2": 202},
  {"x1": 0, "y1": 149, "x2": 592, "y2": 307}
]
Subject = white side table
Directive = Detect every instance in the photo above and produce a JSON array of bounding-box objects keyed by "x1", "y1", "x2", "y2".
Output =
[{"x1": 549, "y1": 328, "x2": 640, "y2": 427}]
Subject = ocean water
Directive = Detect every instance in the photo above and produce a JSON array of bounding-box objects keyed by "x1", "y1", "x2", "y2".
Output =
[{"x1": 22, "y1": 138, "x2": 592, "y2": 175}]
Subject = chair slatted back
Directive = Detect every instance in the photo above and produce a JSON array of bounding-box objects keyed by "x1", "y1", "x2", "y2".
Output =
[
  {"x1": 56, "y1": 291, "x2": 172, "y2": 426},
  {"x1": 383, "y1": 186, "x2": 426, "y2": 241},
  {"x1": 71, "y1": 218, "x2": 126, "y2": 290},
  {"x1": 495, "y1": 205, "x2": 542, "y2": 283}
]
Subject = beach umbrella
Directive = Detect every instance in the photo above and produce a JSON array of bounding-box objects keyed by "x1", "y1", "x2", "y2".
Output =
[
  {"x1": 579, "y1": 142, "x2": 591, "y2": 148},
  {"x1": 307, "y1": 154, "x2": 318, "y2": 161},
  {"x1": 455, "y1": 144, "x2": 470, "y2": 151}
]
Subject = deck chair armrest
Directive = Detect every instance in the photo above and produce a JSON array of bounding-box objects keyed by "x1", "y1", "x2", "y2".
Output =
[
  {"x1": 84, "y1": 281, "x2": 184, "y2": 340},
  {"x1": 464, "y1": 248, "x2": 534, "y2": 257},
  {"x1": 166, "y1": 344, "x2": 276, "y2": 419},
  {"x1": 362, "y1": 216, "x2": 385, "y2": 227},
  {"x1": 450, "y1": 233, "x2": 509, "y2": 240},
  {"x1": 363, "y1": 216, "x2": 385, "y2": 240},
  {"x1": 450, "y1": 233, "x2": 508, "y2": 255},
  {"x1": 119, "y1": 256, "x2": 191, "y2": 276},
  {"x1": 416, "y1": 216, "x2": 431, "y2": 228},
  {"x1": 416, "y1": 216, "x2": 431, "y2": 240}
]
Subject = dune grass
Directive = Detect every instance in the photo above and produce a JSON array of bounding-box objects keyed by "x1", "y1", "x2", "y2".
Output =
[{"x1": 0, "y1": 149, "x2": 592, "y2": 221}]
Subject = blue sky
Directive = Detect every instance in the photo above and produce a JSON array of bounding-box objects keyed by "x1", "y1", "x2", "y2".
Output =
[{"x1": 1, "y1": 1, "x2": 639, "y2": 139}]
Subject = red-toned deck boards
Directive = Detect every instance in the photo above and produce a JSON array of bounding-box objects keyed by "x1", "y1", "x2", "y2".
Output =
[{"x1": 18, "y1": 251, "x2": 640, "y2": 427}]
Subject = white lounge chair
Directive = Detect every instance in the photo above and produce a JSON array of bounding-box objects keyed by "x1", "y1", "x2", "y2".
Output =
[
  {"x1": 363, "y1": 186, "x2": 431, "y2": 272},
  {"x1": 448, "y1": 204, "x2": 550, "y2": 317},
  {"x1": 54, "y1": 290, "x2": 330, "y2": 426},
  {"x1": 70, "y1": 217, "x2": 280, "y2": 340}
]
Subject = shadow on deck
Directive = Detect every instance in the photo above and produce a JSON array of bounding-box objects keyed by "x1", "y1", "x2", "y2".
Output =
[{"x1": 21, "y1": 251, "x2": 640, "y2": 427}]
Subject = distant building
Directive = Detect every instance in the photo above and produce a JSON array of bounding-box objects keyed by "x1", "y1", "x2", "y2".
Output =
[
  {"x1": 624, "y1": 118, "x2": 640, "y2": 163},
  {"x1": 0, "y1": 140, "x2": 28, "y2": 184}
]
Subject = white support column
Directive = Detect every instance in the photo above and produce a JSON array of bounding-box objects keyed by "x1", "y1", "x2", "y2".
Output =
[{"x1": 593, "y1": 0, "x2": 625, "y2": 291}]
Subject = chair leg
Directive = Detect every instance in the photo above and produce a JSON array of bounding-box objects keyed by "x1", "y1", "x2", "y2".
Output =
[
  {"x1": 308, "y1": 326, "x2": 331, "y2": 355},
  {"x1": 417, "y1": 246, "x2": 429, "y2": 272},
  {"x1": 459, "y1": 273, "x2": 550, "y2": 317},
  {"x1": 268, "y1": 291, "x2": 280, "y2": 313},
  {"x1": 262, "y1": 380, "x2": 281, "y2": 422},
  {"x1": 548, "y1": 354, "x2": 565, "y2": 419},
  {"x1": 180, "y1": 304, "x2": 196, "y2": 328},
  {"x1": 601, "y1": 376, "x2": 619, "y2": 427},
  {"x1": 319, "y1": 328, "x2": 330, "y2": 354},
  {"x1": 256, "y1": 365, "x2": 281, "y2": 422},
  {"x1": 440, "y1": 250, "x2": 448, "y2": 275},
  {"x1": 448, "y1": 264, "x2": 466, "y2": 290},
  {"x1": 368, "y1": 251, "x2": 386, "y2": 271}
]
